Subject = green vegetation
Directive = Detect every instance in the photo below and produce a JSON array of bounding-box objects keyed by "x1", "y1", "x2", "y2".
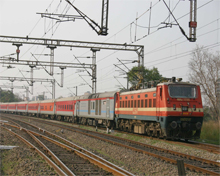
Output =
[
  {"x1": 1, "y1": 151, "x2": 18, "y2": 175},
  {"x1": 0, "y1": 88, "x2": 22, "y2": 102},
  {"x1": 198, "y1": 120, "x2": 220, "y2": 145},
  {"x1": 127, "y1": 66, "x2": 162, "y2": 87}
]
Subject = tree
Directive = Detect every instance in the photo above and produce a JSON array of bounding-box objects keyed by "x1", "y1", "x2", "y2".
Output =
[
  {"x1": 127, "y1": 66, "x2": 162, "y2": 89},
  {"x1": 0, "y1": 88, "x2": 23, "y2": 102},
  {"x1": 188, "y1": 46, "x2": 220, "y2": 121},
  {"x1": 37, "y1": 94, "x2": 45, "y2": 100}
]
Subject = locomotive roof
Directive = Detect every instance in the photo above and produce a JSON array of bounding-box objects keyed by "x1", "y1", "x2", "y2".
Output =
[
  {"x1": 158, "y1": 81, "x2": 197, "y2": 86},
  {"x1": 120, "y1": 88, "x2": 156, "y2": 96}
]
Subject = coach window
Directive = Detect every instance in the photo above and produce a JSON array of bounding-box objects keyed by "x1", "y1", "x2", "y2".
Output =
[
  {"x1": 120, "y1": 97, "x2": 122, "y2": 100},
  {"x1": 65, "y1": 105, "x2": 66, "y2": 109},
  {"x1": 125, "y1": 101, "x2": 127, "y2": 108},
  {"x1": 134, "y1": 100, "x2": 137, "y2": 108},
  {"x1": 138, "y1": 100, "x2": 140, "y2": 107},
  {"x1": 120, "y1": 101, "x2": 122, "y2": 108},
  {"x1": 153, "y1": 99, "x2": 156, "y2": 107},
  {"x1": 141, "y1": 100, "x2": 144, "y2": 107},
  {"x1": 138, "y1": 95, "x2": 140, "y2": 98},
  {"x1": 131, "y1": 100, "x2": 133, "y2": 108},
  {"x1": 145, "y1": 99, "x2": 148, "y2": 107},
  {"x1": 125, "y1": 96, "x2": 127, "y2": 99},
  {"x1": 128, "y1": 100, "x2": 130, "y2": 108},
  {"x1": 131, "y1": 96, "x2": 133, "y2": 99},
  {"x1": 153, "y1": 93, "x2": 156, "y2": 97},
  {"x1": 123, "y1": 101, "x2": 124, "y2": 108},
  {"x1": 149, "y1": 99, "x2": 152, "y2": 107},
  {"x1": 145, "y1": 94, "x2": 148, "y2": 98},
  {"x1": 91, "y1": 102, "x2": 95, "y2": 109}
]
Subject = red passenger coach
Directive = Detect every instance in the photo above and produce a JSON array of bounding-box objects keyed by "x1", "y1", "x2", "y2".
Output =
[
  {"x1": 8, "y1": 102, "x2": 17, "y2": 113},
  {"x1": 39, "y1": 99, "x2": 55, "y2": 118},
  {"x1": 55, "y1": 97, "x2": 75, "y2": 121},
  {"x1": 0, "y1": 103, "x2": 8, "y2": 112},
  {"x1": 28, "y1": 101, "x2": 40, "y2": 116},
  {"x1": 17, "y1": 101, "x2": 28, "y2": 115}
]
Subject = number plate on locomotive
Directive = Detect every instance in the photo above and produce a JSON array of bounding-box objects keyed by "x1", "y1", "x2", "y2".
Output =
[
  {"x1": 182, "y1": 106, "x2": 188, "y2": 111},
  {"x1": 180, "y1": 118, "x2": 191, "y2": 121}
]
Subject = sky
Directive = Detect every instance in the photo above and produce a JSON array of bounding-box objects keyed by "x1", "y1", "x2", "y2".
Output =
[{"x1": 0, "y1": 0, "x2": 219, "y2": 100}]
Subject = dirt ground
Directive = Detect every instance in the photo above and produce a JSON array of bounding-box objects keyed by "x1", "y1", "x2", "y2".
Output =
[{"x1": 0, "y1": 127, "x2": 58, "y2": 176}]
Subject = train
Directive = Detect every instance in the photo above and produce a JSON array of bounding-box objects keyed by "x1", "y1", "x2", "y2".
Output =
[{"x1": 0, "y1": 77, "x2": 204, "y2": 140}]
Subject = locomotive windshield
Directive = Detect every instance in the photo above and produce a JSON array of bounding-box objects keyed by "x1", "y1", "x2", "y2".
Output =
[{"x1": 168, "y1": 85, "x2": 197, "y2": 98}]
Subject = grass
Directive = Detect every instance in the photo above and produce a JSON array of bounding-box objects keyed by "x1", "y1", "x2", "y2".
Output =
[{"x1": 197, "y1": 120, "x2": 220, "y2": 145}]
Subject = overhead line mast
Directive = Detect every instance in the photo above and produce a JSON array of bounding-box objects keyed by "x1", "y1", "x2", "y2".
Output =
[{"x1": 63, "y1": 0, "x2": 109, "y2": 35}]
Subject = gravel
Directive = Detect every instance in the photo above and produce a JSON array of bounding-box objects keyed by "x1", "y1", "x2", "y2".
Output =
[
  {"x1": 28, "y1": 120, "x2": 208, "y2": 176},
  {"x1": 2, "y1": 116, "x2": 219, "y2": 175},
  {"x1": 0, "y1": 127, "x2": 58, "y2": 176}
]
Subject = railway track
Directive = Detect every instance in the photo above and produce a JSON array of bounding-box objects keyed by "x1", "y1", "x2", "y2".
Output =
[
  {"x1": 1, "y1": 113, "x2": 220, "y2": 176},
  {"x1": 98, "y1": 125, "x2": 220, "y2": 154},
  {"x1": 3, "y1": 113, "x2": 219, "y2": 154},
  {"x1": 0, "y1": 116, "x2": 133, "y2": 176}
]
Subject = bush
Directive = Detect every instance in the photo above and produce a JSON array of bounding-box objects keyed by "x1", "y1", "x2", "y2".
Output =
[{"x1": 199, "y1": 120, "x2": 220, "y2": 145}]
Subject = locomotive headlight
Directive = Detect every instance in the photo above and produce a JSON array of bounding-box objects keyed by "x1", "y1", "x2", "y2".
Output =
[
  {"x1": 196, "y1": 122, "x2": 202, "y2": 130},
  {"x1": 173, "y1": 104, "x2": 176, "y2": 110},
  {"x1": 170, "y1": 121, "x2": 177, "y2": 129}
]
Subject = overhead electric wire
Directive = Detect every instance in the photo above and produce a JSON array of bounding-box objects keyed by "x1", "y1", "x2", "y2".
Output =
[
  {"x1": 125, "y1": 18, "x2": 220, "y2": 60},
  {"x1": 174, "y1": 0, "x2": 214, "y2": 22},
  {"x1": 147, "y1": 42, "x2": 220, "y2": 68}
]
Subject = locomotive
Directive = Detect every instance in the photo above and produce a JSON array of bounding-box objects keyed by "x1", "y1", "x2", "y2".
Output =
[{"x1": 0, "y1": 77, "x2": 204, "y2": 140}]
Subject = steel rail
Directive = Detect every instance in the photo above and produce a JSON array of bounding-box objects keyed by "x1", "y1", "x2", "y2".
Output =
[
  {"x1": 0, "y1": 120, "x2": 75, "y2": 175},
  {"x1": 108, "y1": 128, "x2": 220, "y2": 154},
  {"x1": 2, "y1": 114, "x2": 219, "y2": 154},
  {"x1": 1, "y1": 121, "x2": 133, "y2": 176},
  {"x1": 2, "y1": 114, "x2": 220, "y2": 175},
  {"x1": 29, "y1": 130, "x2": 132, "y2": 176},
  {"x1": 25, "y1": 118, "x2": 219, "y2": 167},
  {"x1": 0, "y1": 125, "x2": 68, "y2": 176},
  {"x1": 15, "y1": 117, "x2": 220, "y2": 175},
  {"x1": 26, "y1": 130, "x2": 75, "y2": 176},
  {"x1": 187, "y1": 141, "x2": 220, "y2": 154}
]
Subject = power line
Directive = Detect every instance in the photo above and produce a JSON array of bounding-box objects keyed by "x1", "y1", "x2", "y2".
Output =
[{"x1": 147, "y1": 42, "x2": 220, "y2": 68}]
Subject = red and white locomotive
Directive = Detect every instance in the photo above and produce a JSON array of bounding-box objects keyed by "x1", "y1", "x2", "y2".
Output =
[{"x1": 0, "y1": 78, "x2": 203, "y2": 140}]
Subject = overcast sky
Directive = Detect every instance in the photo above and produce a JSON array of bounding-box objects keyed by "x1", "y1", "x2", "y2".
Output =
[{"x1": 0, "y1": 0, "x2": 219, "y2": 99}]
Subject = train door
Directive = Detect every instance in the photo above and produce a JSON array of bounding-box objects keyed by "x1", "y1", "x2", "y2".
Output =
[
  {"x1": 76, "y1": 101, "x2": 80, "y2": 116},
  {"x1": 156, "y1": 86, "x2": 163, "y2": 117},
  {"x1": 106, "y1": 98, "x2": 110, "y2": 118},
  {"x1": 53, "y1": 102, "x2": 56, "y2": 114},
  {"x1": 99, "y1": 99, "x2": 101, "y2": 115},
  {"x1": 95, "y1": 100, "x2": 98, "y2": 115},
  {"x1": 88, "y1": 100, "x2": 91, "y2": 115}
]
